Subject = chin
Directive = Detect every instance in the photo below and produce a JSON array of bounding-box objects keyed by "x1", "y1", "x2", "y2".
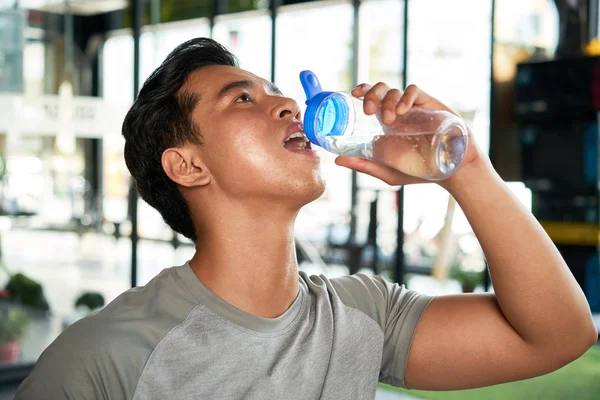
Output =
[
  {"x1": 305, "y1": 177, "x2": 326, "y2": 203},
  {"x1": 283, "y1": 173, "x2": 326, "y2": 207}
]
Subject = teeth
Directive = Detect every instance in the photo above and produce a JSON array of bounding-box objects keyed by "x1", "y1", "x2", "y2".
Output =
[{"x1": 284, "y1": 131, "x2": 308, "y2": 143}]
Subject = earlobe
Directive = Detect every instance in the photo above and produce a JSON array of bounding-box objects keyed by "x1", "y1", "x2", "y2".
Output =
[{"x1": 162, "y1": 148, "x2": 211, "y2": 188}]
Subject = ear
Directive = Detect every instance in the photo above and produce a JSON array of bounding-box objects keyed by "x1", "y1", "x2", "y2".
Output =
[{"x1": 162, "y1": 147, "x2": 211, "y2": 188}]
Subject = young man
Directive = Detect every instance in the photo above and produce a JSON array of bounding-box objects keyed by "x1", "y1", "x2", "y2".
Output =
[{"x1": 16, "y1": 38, "x2": 596, "y2": 399}]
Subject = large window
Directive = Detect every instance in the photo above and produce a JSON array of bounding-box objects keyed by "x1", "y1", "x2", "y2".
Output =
[
  {"x1": 354, "y1": 0, "x2": 405, "y2": 273},
  {"x1": 275, "y1": 1, "x2": 355, "y2": 246},
  {"x1": 140, "y1": 20, "x2": 212, "y2": 83},
  {"x1": 358, "y1": 0, "x2": 403, "y2": 88},
  {"x1": 402, "y1": 0, "x2": 493, "y2": 276},
  {"x1": 102, "y1": 21, "x2": 211, "y2": 287},
  {"x1": 213, "y1": 10, "x2": 272, "y2": 79},
  {"x1": 0, "y1": 0, "x2": 573, "y2": 385}
]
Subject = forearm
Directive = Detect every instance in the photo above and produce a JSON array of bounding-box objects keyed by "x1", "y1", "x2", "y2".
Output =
[{"x1": 443, "y1": 157, "x2": 596, "y2": 351}]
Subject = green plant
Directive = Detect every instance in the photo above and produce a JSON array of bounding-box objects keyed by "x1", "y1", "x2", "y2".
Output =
[
  {"x1": 75, "y1": 291, "x2": 105, "y2": 311},
  {"x1": 450, "y1": 261, "x2": 484, "y2": 293},
  {"x1": 0, "y1": 308, "x2": 31, "y2": 344},
  {"x1": 5, "y1": 273, "x2": 50, "y2": 312}
]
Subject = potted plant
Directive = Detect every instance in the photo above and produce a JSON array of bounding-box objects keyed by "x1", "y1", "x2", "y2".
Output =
[
  {"x1": 4, "y1": 273, "x2": 50, "y2": 313},
  {"x1": 450, "y1": 261, "x2": 484, "y2": 293},
  {"x1": 63, "y1": 291, "x2": 105, "y2": 329},
  {"x1": 75, "y1": 291, "x2": 105, "y2": 311},
  {"x1": 0, "y1": 306, "x2": 31, "y2": 363}
]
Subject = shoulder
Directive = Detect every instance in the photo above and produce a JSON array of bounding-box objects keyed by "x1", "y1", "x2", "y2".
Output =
[
  {"x1": 302, "y1": 272, "x2": 433, "y2": 329},
  {"x1": 16, "y1": 267, "x2": 199, "y2": 400},
  {"x1": 329, "y1": 273, "x2": 431, "y2": 310}
]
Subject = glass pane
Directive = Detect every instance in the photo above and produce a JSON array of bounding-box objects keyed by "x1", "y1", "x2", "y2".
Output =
[
  {"x1": 355, "y1": 0, "x2": 405, "y2": 277},
  {"x1": 103, "y1": 34, "x2": 134, "y2": 106},
  {"x1": 103, "y1": 20, "x2": 211, "y2": 106},
  {"x1": 275, "y1": 1, "x2": 354, "y2": 263},
  {"x1": 213, "y1": 11, "x2": 272, "y2": 79},
  {"x1": 103, "y1": 20, "x2": 211, "y2": 248},
  {"x1": 0, "y1": 8, "x2": 133, "y2": 370},
  {"x1": 0, "y1": 8, "x2": 25, "y2": 93},
  {"x1": 495, "y1": 0, "x2": 558, "y2": 53},
  {"x1": 141, "y1": 20, "x2": 211, "y2": 83},
  {"x1": 358, "y1": 0, "x2": 403, "y2": 89},
  {"x1": 403, "y1": 0, "x2": 493, "y2": 288}
]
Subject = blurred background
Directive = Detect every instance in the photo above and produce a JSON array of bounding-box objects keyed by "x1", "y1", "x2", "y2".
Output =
[{"x1": 0, "y1": 0, "x2": 598, "y2": 399}]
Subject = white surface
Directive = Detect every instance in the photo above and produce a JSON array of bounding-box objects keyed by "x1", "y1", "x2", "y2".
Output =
[
  {"x1": 376, "y1": 388, "x2": 420, "y2": 400},
  {"x1": 18, "y1": 0, "x2": 128, "y2": 15},
  {"x1": 0, "y1": 94, "x2": 128, "y2": 139}
]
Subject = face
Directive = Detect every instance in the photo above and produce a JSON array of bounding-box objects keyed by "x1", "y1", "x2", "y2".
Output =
[{"x1": 183, "y1": 65, "x2": 325, "y2": 207}]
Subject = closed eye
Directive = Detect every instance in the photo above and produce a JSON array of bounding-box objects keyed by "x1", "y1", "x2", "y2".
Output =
[{"x1": 235, "y1": 92, "x2": 253, "y2": 103}]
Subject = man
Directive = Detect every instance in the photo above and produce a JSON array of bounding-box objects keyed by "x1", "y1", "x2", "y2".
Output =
[{"x1": 16, "y1": 38, "x2": 596, "y2": 399}]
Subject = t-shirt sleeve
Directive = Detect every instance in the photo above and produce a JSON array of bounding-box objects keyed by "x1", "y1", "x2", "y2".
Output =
[
  {"x1": 15, "y1": 314, "x2": 140, "y2": 400},
  {"x1": 330, "y1": 273, "x2": 434, "y2": 388}
]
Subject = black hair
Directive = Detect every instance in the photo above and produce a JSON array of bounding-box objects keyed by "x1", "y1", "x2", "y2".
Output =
[{"x1": 122, "y1": 38, "x2": 238, "y2": 242}]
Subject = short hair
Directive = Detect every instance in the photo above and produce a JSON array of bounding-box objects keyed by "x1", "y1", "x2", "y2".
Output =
[{"x1": 122, "y1": 38, "x2": 238, "y2": 241}]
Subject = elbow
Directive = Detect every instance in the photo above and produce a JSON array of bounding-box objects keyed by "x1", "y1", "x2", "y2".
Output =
[
  {"x1": 582, "y1": 320, "x2": 599, "y2": 351},
  {"x1": 555, "y1": 318, "x2": 598, "y2": 366},
  {"x1": 577, "y1": 313, "x2": 599, "y2": 353},
  {"x1": 537, "y1": 315, "x2": 598, "y2": 372}
]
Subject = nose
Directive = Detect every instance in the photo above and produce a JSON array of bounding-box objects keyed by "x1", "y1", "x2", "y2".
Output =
[{"x1": 271, "y1": 96, "x2": 301, "y2": 121}]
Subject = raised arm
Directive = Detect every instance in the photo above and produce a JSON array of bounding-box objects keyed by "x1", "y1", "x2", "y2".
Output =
[{"x1": 335, "y1": 83, "x2": 598, "y2": 390}]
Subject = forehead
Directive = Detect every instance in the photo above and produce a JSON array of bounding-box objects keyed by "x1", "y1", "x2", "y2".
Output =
[{"x1": 183, "y1": 65, "x2": 269, "y2": 98}]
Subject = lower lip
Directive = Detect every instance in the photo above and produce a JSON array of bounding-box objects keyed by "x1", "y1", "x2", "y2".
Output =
[{"x1": 285, "y1": 147, "x2": 318, "y2": 157}]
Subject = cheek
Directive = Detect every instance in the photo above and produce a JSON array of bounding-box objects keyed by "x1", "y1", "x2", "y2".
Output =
[
  {"x1": 231, "y1": 131, "x2": 273, "y2": 169},
  {"x1": 205, "y1": 119, "x2": 274, "y2": 180}
]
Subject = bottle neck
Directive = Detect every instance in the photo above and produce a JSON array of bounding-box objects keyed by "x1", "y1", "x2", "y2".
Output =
[{"x1": 343, "y1": 92, "x2": 385, "y2": 137}]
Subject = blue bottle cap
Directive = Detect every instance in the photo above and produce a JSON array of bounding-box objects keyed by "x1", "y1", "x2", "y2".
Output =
[{"x1": 300, "y1": 70, "x2": 349, "y2": 147}]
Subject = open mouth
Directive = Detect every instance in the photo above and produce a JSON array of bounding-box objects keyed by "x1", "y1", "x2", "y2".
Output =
[{"x1": 283, "y1": 131, "x2": 312, "y2": 151}]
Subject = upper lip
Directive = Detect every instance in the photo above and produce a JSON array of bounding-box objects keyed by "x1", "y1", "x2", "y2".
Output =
[{"x1": 283, "y1": 121, "x2": 307, "y2": 143}]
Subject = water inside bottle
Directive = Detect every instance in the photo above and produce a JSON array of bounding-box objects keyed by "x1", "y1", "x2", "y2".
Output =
[{"x1": 329, "y1": 132, "x2": 467, "y2": 180}]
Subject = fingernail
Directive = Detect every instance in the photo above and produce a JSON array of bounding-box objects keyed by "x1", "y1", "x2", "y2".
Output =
[
  {"x1": 396, "y1": 102, "x2": 407, "y2": 114},
  {"x1": 365, "y1": 100, "x2": 376, "y2": 112},
  {"x1": 383, "y1": 110, "x2": 394, "y2": 124}
]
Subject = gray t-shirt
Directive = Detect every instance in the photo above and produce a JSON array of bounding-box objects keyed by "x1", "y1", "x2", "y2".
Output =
[{"x1": 16, "y1": 263, "x2": 433, "y2": 400}]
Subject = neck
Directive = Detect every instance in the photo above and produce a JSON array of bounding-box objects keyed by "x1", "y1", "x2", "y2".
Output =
[{"x1": 189, "y1": 201, "x2": 299, "y2": 319}]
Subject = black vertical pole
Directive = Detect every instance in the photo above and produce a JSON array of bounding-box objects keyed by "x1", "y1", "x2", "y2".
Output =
[
  {"x1": 270, "y1": 0, "x2": 281, "y2": 83},
  {"x1": 394, "y1": 0, "x2": 409, "y2": 284},
  {"x1": 210, "y1": 0, "x2": 224, "y2": 35},
  {"x1": 484, "y1": 0, "x2": 495, "y2": 292},
  {"x1": 348, "y1": 0, "x2": 360, "y2": 248},
  {"x1": 129, "y1": 0, "x2": 143, "y2": 288}
]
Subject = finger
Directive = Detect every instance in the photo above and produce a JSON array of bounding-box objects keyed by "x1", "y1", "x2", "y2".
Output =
[
  {"x1": 334, "y1": 156, "x2": 425, "y2": 186},
  {"x1": 397, "y1": 84, "x2": 436, "y2": 114},
  {"x1": 380, "y1": 89, "x2": 402, "y2": 125},
  {"x1": 351, "y1": 83, "x2": 372, "y2": 97},
  {"x1": 362, "y1": 82, "x2": 390, "y2": 115},
  {"x1": 396, "y1": 84, "x2": 420, "y2": 114}
]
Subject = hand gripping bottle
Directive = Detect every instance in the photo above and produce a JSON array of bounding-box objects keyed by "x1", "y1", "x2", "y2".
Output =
[{"x1": 300, "y1": 70, "x2": 468, "y2": 180}]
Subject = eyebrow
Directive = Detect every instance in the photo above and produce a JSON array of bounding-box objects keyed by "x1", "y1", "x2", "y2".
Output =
[
  {"x1": 268, "y1": 82, "x2": 283, "y2": 96},
  {"x1": 216, "y1": 79, "x2": 283, "y2": 102},
  {"x1": 217, "y1": 80, "x2": 254, "y2": 102}
]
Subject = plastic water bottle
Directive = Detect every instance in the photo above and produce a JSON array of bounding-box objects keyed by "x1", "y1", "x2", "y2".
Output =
[{"x1": 300, "y1": 70, "x2": 468, "y2": 181}]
